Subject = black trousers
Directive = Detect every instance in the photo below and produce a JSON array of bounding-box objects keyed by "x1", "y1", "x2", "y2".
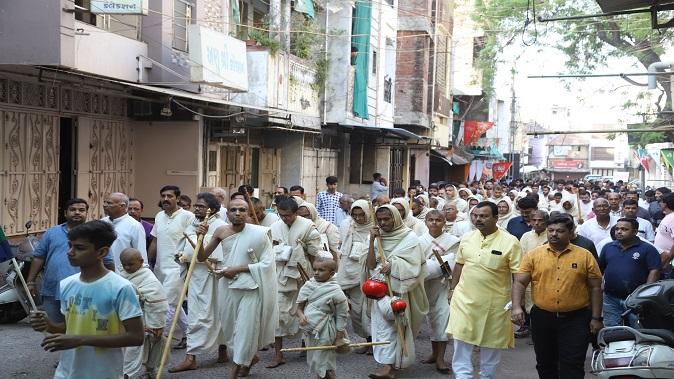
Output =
[{"x1": 530, "y1": 305, "x2": 591, "y2": 379}]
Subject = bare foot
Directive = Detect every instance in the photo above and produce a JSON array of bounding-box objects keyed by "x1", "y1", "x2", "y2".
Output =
[
  {"x1": 238, "y1": 355, "x2": 259, "y2": 377},
  {"x1": 228, "y1": 366, "x2": 240, "y2": 379},
  {"x1": 168, "y1": 357, "x2": 197, "y2": 373},
  {"x1": 218, "y1": 345, "x2": 229, "y2": 363},
  {"x1": 368, "y1": 365, "x2": 395, "y2": 379},
  {"x1": 325, "y1": 369, "x2": 336, "y2": 379},
  {"x1": 265, "y1": 355, "x2": 285, "y2": 369},
  {"x1": 435, "y1": 359, "x2": 451, "y2": 374},
  {"x1": 420, "y1": 354, "x2": 436, "y2": 364}
]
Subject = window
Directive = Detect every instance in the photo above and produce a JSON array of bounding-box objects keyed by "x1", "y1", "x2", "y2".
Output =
[
  {"x1": 349, "y1": 140, "x2": 376, "y2": 184},
  {"x1": 372, "y1": 50, "x2": 377, "y2": 74},
  {"x1": 173, "y1": 0, "x2": 192, "y2": 51},
  {"x1": 591, "y1": 147, "x2": 615, "y2": 161},
  {"x1": 472, "y1": 36, "x2": 485, "y2": 61},
  {"x1": 384, "y1": 76, "x2": 392, "y2": 103}
]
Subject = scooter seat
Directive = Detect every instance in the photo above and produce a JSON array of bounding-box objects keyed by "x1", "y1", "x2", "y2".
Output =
[{"x1": 639, "y1": 329, "x2": 674, "y2": 348}]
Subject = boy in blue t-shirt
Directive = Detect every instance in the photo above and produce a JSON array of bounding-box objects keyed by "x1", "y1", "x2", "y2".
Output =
[{"x1": 30, "y1": 220, "x2": 144, "y2": 379}]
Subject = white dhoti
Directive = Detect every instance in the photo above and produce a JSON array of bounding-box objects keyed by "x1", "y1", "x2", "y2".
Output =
[
  {"x1": 185, "y1": 264, "x2": 224, "y2": 354},
  {"x1": 222, "y1": 288, "x2": 262, "y2": 366},
  {"x1": 371, "y1": 295, "x2": 415, "y2": 369}
]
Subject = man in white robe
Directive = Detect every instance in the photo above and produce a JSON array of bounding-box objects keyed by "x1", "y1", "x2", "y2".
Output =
[
  {"x1": 197, "y1": 198, "x2": 278, "y2": 379},
  {"x1": 337, "y1": 200, "x2": 372, "y2": 343},
  {"x1": 169, "y1": 193, "x2": 228, "y2": 372},
  {"x1": 419, "y1": 210, "x2": 458, "y2": 374},
  {"x1": 298, "y1": 202, "x2": 340, "y2": 260},
  {"x1": 252, "y1": 197, "x2": 280, "y2": 227},
  {"x1": 442, "y1": 202, "x2": 466, "y2": 237},
  {"x1": 366, "y1": 204, "x2": 429, "y2": 379},
  {"x1": 269, "y1": 197, "x2": 322, "y2": 368},
  {"x1": 147, "y1": 185, "x2": 194, "y2": 348},
  {"x1": 101, "y1": 192, "x2": 147, "y2": 271},
  {"x1": 391, "y1": 198, "x2": 428, "y2": 236}
]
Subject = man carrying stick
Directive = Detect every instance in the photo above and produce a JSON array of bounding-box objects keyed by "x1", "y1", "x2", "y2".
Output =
[
  {"x1": 269, "y1": 197, "x2": 322, "y2": 368},
  {"x1": 169, "y1": 193, "x2": 228, "y2": 372},
  {"x1": 196, "y1": 198, "x2": 278, "y2": 379},
  {"x1": 366, "y1": 204, "x2": 428, "y2": 379}
]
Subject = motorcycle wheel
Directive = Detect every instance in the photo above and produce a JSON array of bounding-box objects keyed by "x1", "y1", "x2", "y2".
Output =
[{"x1": 0, "y1": 302, "x2": 28, "y2": 324}]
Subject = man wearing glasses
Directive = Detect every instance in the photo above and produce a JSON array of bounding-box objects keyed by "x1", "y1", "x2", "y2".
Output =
[{"x1": 578, "y1": 198, "x2": 617, "y2": 252}]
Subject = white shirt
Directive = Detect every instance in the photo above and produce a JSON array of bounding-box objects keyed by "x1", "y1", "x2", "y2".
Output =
[
  {"x1": 579, "y1": 201, "x2": 593, "y2": 220},
  {"x1": 260, "y1": 211, "x2": 280, "y2": 227},
  {"x1": 101, "y1": 213, "x2": 147, "y2": 270},
  {"x1": 218, "y1": 205, "x2": 229, "y2": 224},
  {"x1": 334, "y1": 208, "x2": 349, "y2": 228},
  {"x1": 578, "y1": 216, "x2": 618, "y2": 252},
  {"x1": 635, "y1": 217, "x2": 655, "y2": 242}
]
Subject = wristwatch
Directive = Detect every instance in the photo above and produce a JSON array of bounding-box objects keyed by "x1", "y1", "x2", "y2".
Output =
[{"x1": 592, "y1": 316, "x2": 603, "y2": 321}]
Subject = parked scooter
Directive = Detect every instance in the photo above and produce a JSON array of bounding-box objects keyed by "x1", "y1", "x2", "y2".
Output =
[
  {"x1": 592, "y1": 280, "x2": 674, "y2": 378},
  {"x1": 0, "y1": 221, "x2": 41, "y2": 323}
]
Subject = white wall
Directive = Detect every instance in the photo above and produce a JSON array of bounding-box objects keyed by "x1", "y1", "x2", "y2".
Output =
[{"x1": 73, "y1": 21, "x2": 148, "y2": 82}]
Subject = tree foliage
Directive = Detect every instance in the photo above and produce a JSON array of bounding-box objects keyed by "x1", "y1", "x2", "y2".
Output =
[{"x1": 474, "y1": 0, "x2": 674, "y2": 112}]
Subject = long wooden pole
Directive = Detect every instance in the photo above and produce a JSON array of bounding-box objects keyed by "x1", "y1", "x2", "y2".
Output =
[
  {"x1": 280, "y1": 341, "x2": 390, "y2": 352},
  {"x1": 12, "y1": 258, "x2": 38, "y2": 311},
  {"x1": 156, "y1": 209, "x2": 211, "y2": 379},
  {"x1": 245, "y1": 194, "x2": 260, "y2": 225}
]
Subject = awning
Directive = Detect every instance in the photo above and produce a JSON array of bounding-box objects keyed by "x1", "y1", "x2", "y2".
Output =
[
  {"x1": 329, "y1": 124, "x2": 431, "y2": 141},
  {"x1": 430, "y1": 149, "x2": 453, "y2": 166}
]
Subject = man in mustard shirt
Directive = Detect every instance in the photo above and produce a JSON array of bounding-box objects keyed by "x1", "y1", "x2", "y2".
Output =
[
  {"x1": 512, "y1": 213, "x2": 603, "y2": 379},
  {"x1": 446, "y1": 202, "x2": 522, "y2": 379}
]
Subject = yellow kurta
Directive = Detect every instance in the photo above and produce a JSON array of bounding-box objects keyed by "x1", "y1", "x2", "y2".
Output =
[{"x1": 446, "y1": 229, "x2": 521, "y2": 349}]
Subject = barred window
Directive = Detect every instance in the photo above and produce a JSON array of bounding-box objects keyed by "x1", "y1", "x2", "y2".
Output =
[{"x1": 173, "y1": 0, "x2": 192, "y2": 52}]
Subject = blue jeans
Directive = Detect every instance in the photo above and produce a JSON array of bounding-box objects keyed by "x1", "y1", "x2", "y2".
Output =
[
  {"x1": 41, "y1": 296, "x2": 64, "y2": 324},
  {"x1": 603, "y1": 293, "x2": 638, "y2": 328}
]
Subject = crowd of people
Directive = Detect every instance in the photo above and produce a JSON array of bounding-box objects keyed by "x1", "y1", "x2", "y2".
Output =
[{"x1": 23, "y1": 173, "x2": 674, "y2": 379}]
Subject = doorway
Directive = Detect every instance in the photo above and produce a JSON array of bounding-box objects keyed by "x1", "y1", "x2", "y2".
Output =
[{"x1": 57, "y1": 118, "x2": 75, "y2": 224}]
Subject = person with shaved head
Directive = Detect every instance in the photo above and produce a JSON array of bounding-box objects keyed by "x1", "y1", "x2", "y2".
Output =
[
  {"x1": 196, "y1": 198, "x2": 278, "y2": 379},
  {"x1": 102, "y1": 191, "x2": 148, "y2": 271},
  {"x1": 578, "y1": 198, "x2": 617, "y2": 252}
]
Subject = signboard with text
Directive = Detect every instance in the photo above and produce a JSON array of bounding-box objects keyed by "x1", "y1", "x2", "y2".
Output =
[
  {"x1": 549, "y1": 159, "x2": 587, "y2": 169},
  {"x1": 90, "y1": 0, "x2": 148, "y2": 14},
  {"x1": 188, "y1": 25, "x2": 249, "y2": 91}
]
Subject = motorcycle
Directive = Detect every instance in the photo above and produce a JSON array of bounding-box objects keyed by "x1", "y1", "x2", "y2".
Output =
[
  {"x1": 0, "y1": 221, "x2": 41, "y2": 323},
  {"x1": 591, "y1": 280, "x2": 674, "y2": 378}
]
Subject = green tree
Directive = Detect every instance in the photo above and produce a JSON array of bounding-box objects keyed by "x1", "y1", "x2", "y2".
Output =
[{"x1": 475, "y1": 0, "x2": 674, "y2": 113}]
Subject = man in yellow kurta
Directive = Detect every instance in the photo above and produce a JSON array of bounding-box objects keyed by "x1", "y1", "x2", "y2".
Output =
[{"x1": 446, "y1": 201, "x2": 521, "y2": 379}]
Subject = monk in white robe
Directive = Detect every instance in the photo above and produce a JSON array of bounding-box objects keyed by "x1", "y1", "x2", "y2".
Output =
[
  {"x1": 413, "y1": 195, "x2": 431, "y2": 220},
  {"x1": 442, "y1": 202, "x2": 466, "y2": 237},
  {"x1": 197, "y1": 198, "x2": 278, "y2": 379},
  {"x1": 169, "y1": 193, "x2": 228, "y2": 372},
  {"x1": 269, "y1": 197, "x2": 322, "y2": 368},
  {"x1": 337, "y1": 199, "x2": 372, "y2": 340},
  {"x1": 252, "y1": 196, "x2": 280, "y2": 227},
  {"x1": 298, "y1": 202, "x2": 340, "y2": 260},
  {"x1": 366, "y1": 204, "x2": 429, "y2": 379},
  {"x1": 390, "y1": 198, "x2": 428, "y2": 236},
  {"x1": 297, "y1": 259, "x2": 349, "y2": 379},
  {"x1": 120, "y1": 248, "x2": 168, "y2": 379},
  {"x1": 419, "y1": 210, "x2": 459, "y2": 373}
]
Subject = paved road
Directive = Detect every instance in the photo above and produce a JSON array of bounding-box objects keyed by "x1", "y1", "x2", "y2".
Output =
[{"x1": 1, "y1": 318, "x2": 596, "y2": 378}]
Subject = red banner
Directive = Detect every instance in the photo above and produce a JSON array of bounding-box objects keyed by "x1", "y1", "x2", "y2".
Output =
[
  {"x1": 463, "y1": 120, "x2": 493, "y2": 146},
  {"x1": 549, "y1": 159, "x2": 586, "y2": 169},
  {"x1": 492, "y1": 162, "x2": 511, "y2": 180}
]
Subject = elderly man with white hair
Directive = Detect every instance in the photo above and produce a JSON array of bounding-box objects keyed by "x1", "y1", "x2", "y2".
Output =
[
  {"x1": 210, "y1": 187, "x2": 230, "y2": 222},
  {"x1": 101, "y1": 192, "x2": 148, "y2": 271}
]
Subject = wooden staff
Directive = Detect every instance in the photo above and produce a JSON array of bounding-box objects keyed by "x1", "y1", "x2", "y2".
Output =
[
  {"x1": 13, "y1": 258, "x2": 38, "y2": 312},
  {"x1": 245, "y1": 194, "x2": 260, "y2": 225},
  {"x1": 576, "y1": 192, "x2": 584, "y2": 224},
  {"x1": 281, "y1": 341, "x2": 390, "y2": 352},
  {"x1": 182, "y1": 232, "x2": 196, "y2": 249},
  {"x1": 297, "y1": 262, "x2": 310, "y2": 282},
  {"x1": 431, "y1": 249, "x2": 452, "y2": 281},
  {"x1": 156, "y1": 209, "x2": 211, "y2": 379}
]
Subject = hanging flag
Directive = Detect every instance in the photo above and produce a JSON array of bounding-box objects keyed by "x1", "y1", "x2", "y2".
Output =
[
  {"x1": 463, "y1": 120, "x2": 493, "y2": 146},
  {"x1": 294, "y1": 0, "x2": 315, "y2": 19},
  {"x1": 0, "y1": 228, "x2": 13, "y2": 263},
  {"x1": 662, "y1": 149, "x2": 674, "y2": 171},
  {"x1": 492, "y1": 162, "x2": 512, "y2": 180}
]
